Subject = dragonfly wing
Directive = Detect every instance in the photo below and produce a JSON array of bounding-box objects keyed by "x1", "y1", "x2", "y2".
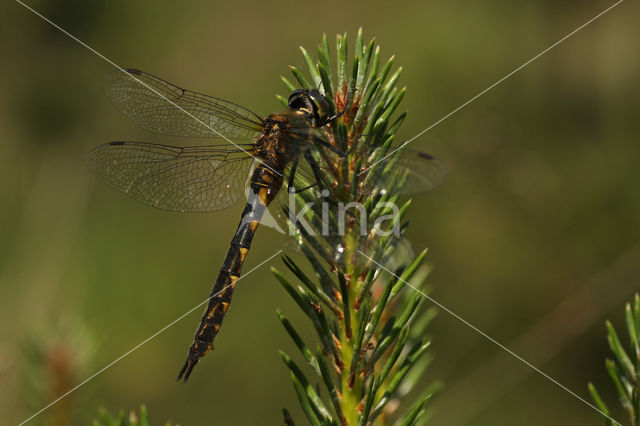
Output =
[
  {"x1": 394, "y1": 149, "x2": 447, "y2": 194},
  {"x1": 87, "y1": 141, "x2": 254, "y2": 212},
  {"x1": 303, "y1": 130, "x2": 448, "y2": 196},
  {"x1": 360, "y1": 146, "x2": 447, "y2": 195},
  {"x1": 104, "y1": 69, "x2": 263, "y2": 139}
]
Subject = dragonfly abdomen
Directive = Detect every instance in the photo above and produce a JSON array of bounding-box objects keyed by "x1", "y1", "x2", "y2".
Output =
[{"x1": 177, "y1": 164, "x2": 283, "y2": 382}]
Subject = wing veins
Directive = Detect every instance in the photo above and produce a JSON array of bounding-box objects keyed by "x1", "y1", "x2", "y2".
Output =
[
  {"x1": 105, "y1": 69, "x2": 264, "y2": 139},
  {"x1": 87, "y1": 141, "x2": 254, "y2": 212}
]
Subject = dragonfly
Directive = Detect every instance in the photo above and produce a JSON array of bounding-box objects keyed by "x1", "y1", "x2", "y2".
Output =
[{"x1": 87, "y1": 68, "x2": 446, "y2": 382}]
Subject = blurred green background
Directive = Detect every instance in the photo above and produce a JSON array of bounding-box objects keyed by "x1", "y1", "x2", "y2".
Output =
[{"x1": 1, "y1": 0, "x2": 639, "y2": 424}]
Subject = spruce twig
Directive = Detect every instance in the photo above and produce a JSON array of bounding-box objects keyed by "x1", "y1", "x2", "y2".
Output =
[
  {"x1": 93, "y1": 405, "x2": 173, "y2": 426},
  {"x1": 589, "y1": 293, "x2": 640, "y2": 426},
  {"x1": 274, "y1": 29, "x2": 438, "y2": 425}
]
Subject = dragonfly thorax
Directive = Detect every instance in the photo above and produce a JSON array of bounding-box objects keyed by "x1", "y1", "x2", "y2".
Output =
[{"x1": 255, "y1": 114, "x2": 304, "y2": 166}]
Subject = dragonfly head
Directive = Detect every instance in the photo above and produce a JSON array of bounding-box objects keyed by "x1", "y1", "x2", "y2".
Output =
[{"x1": 288, "y1": 89, "x2": 331, "y2": 127}]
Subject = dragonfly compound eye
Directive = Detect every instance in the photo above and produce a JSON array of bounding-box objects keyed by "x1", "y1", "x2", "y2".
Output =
[
  {"x1": 288, "y1": 89, "x2": 330, "y2": 127},
  {"x1": 287, "y1": 89, "x2": 310, "y2": 111},
  {"x1": 308, "y1": 89, "x2": 331, "y2": 125}
]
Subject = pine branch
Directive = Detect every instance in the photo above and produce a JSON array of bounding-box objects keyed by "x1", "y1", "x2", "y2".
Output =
[
  {"x1": 93, "y1": 405, "x2": 173, "y2": 426},
  {"x1": 274, "y1": 29, "x2": 438, "y2": 425},
  {"x1": 589, "y1": 293, "x2": 640, "y2": 426}
]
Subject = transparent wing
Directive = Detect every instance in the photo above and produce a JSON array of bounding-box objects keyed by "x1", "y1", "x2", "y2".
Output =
[
  {"x1": 350, "y1": 137, "x2": 447, "y2": 195},
  {"x1": 290, "y1": 127, "x2": 447, "y2": 195},
  {"x1": 304, "y1": 131, "x2": 447, "y2": 196},
  {"x1": 393, "y1": 149, "x2": 447, "y2": 194},
  {"x1": 104, "y1": 69, "x2": 264, "y2": 139},
  {"x1": 87, "y1": 141, "x2": 254, "y2": 212}
]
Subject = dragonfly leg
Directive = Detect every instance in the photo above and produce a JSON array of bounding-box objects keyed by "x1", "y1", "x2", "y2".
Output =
[
  {"x1": 304, "y1": 150, "x2": 329, "y2": 192},
  {"x1": 287, "y1": 157, "x2": 299, "y2": 194},
  {"x1": 290, "y1": 183, "x2": 319, "y2": 194},
  {"x1": 303, "y1": 150, "x2": 362, "y2": 226},
  {"x1": 287, "y1": 156, "x2": 319, "y2": 194},
  {"x1": 312, "y1": 134, "x2": 348, "y2": 157},
  {"x1": 303, "y1": 151, "x2": 353, "y2": 218},
  {"x1": 319, "y1": 85, "x2": 353, "y2": 126}
]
